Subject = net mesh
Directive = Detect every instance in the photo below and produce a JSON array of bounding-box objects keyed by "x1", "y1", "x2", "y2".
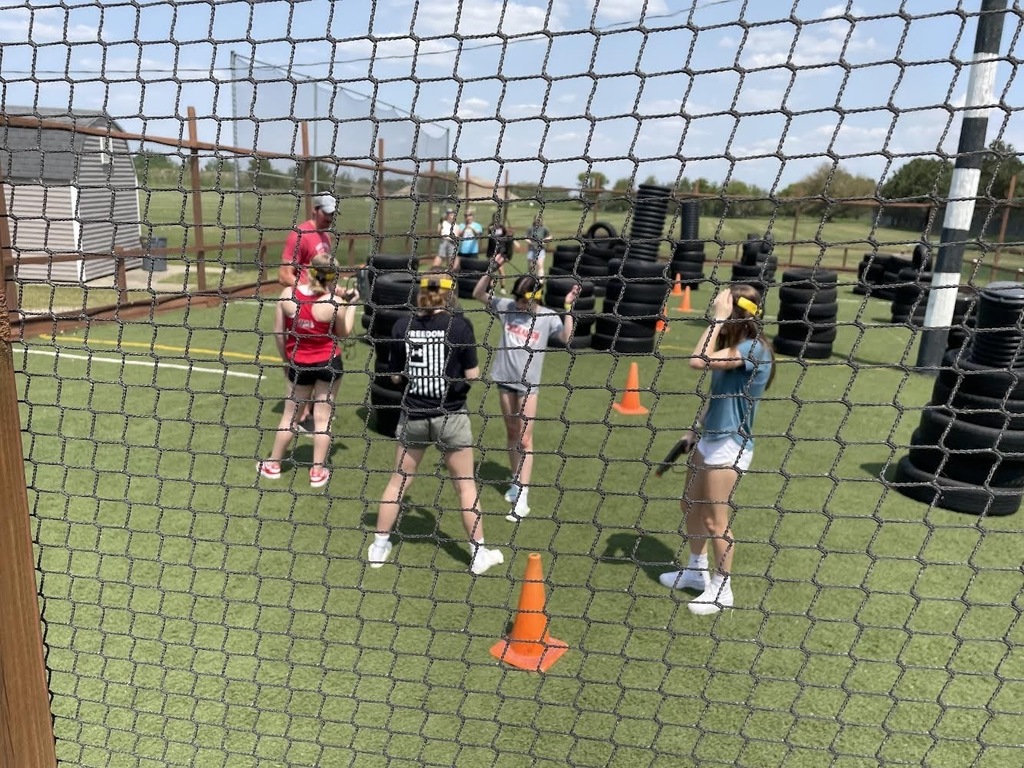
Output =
[{"x1": 3, "y1": 2, "x2": 1024, "y2": 767}]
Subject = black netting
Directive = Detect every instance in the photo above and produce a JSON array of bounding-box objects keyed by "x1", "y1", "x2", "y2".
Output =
[{"x1": 2, "y1": 2, "x2": 1024, "y2": 766}]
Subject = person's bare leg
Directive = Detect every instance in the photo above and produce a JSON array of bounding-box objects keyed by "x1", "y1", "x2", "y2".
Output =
[{"x1": 376, "y1": 445, "x2": 426, "y2": 534}]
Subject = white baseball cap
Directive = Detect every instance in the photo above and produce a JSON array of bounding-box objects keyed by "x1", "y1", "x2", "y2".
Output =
[{"x1": 313, "y1": 193, "x2": 337, "y2": 214}]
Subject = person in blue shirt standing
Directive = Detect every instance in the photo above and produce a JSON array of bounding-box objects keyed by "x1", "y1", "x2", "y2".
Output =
[
  {"x1": 455, "y1": 209, "x2": 484, "y2": 262},
  {"x1": 659, "y1": 285, "x2": 774, "y2": 615}
]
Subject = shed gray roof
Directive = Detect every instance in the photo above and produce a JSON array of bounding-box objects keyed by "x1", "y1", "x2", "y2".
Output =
[{"x1": 1, "y1": 107, "x2": 126, "y2": 183}]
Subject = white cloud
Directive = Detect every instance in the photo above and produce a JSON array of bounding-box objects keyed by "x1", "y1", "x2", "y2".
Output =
[
  {"x1": 0, "y1": 8, "x2": 97, "y2": 43},
  {"x1": 456, "y1": 96, "x2": 491, "y2": 118},
  {"x1": 414, "y1": 0, "x2": 562, "y2": 36},
  {"x1": 588, "y1": 0, "x2": 670, "y2": 23}
]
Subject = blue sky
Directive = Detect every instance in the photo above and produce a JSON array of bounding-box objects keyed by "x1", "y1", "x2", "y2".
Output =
[{"x1": 2, "y1": 0, "x2": 1023, "y2": 194}]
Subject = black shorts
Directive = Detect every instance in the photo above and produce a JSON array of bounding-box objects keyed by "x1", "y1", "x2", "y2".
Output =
[{"x1": 287, "y1": 355, "x2": 343, "y2": 386}]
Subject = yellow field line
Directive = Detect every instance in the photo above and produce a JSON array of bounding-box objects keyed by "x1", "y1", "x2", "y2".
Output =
[{"x1": 50, "y1": 335, "x2": 260, "y2": 362}]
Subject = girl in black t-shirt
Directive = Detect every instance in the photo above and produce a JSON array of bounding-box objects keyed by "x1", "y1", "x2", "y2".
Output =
[{"x1": 367, "y1": 271, "x2": 505, "y2": 576}]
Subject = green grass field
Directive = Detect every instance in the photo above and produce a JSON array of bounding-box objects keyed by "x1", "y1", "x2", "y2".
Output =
[{"x1": 17, "y1": 284, "x2": 1024, "y2": 767}]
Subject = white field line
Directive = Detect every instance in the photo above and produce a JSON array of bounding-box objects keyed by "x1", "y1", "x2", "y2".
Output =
[{"x1": 21, "y1": 348, "x2": 265, "y2": 381}]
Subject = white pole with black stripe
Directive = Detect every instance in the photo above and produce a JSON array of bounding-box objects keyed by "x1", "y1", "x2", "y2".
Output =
[{"x1": 916, "y1": 0, "x2": 1008, "y2": 369}]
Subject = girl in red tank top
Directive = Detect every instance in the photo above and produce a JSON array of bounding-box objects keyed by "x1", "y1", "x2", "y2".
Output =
[{"x1": 259, "y1": 256, "x2": 360, "y2": 488}]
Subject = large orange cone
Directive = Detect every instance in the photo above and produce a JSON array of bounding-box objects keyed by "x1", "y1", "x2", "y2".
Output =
[
  {"x1": 491, "y1": 553, "x2": 568, "y2": 672},
  {"x1": 676, "y1": 285, "x2": 694, "y2": 312},
  {"x1": 612, "y1": 362, "x2": 649, "y2": 415},
  {"x1": 670, "y1": 273, "x2": 684, "y2": 297}
]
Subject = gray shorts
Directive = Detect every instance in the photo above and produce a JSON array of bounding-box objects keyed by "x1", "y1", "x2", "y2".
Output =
[
  {"x1": 398, "y1": 411, "x2": 473, "y2": 452},
  {"x1": 438, "y1": 241, "x2": 457, "y2": 260}
]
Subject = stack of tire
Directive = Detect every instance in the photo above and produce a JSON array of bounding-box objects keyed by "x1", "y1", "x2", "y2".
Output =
[
  {"x1": 456, "y1": 255, "x2": 490, "y2": 299},
  {"x1": 894, "y1": 281, "x2": 1024, "y2": 516},
  {"x1": 363, "y1": 252, "x2": 420, "y2": 437},
  {"x1": 624, "y1": 184, "x2": 672, "y2": 261},
  {"x1": 592, "y1": 185, "x2": 673, "y2": 354},
  {"x1": 854, "y1": 244, "x2": 927, "y2": 298},
  {"x1": 544, "y1": 277, "x2": 596, "y2": 349},
  {"x1": 550, "y1": 222, "x2": 622, "y2": 289},
  {"x1": 772, "y1": 267, "x2": 838, "y2": 360},
  {"x1": 731, "y1": 234, "x2": 777, "y2": 297},
  {"x1": 595, "y1": 258, "x2": 667, "y2": 354},
  {"x1": 668, "y1": 199, "x2": 705, "y2": 290}
]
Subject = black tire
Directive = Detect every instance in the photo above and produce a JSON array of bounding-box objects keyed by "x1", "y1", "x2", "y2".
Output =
[
  {"x1": 778, "y1": 285, "x2": 839, "y2": 305},
  {"x1": 781, "y1": 268, "x2": 838, "y2": 285},
  {"x1": 621, "y1": 259, "x2": 667, "y2": 279},
  {"x1": 621, "y1": 282, "x2": 670, "y2": 305},
  {"x1": 891, "y1": 455, "x2": 1023, "y2": 516},
  {"x1": 369, "y1": 382, "x2": 404, "y2": 438},
  {"x1": 370, "y1": 273, "x2": 418, "y2": 310},
  {"x1": 918, "y1": 405, "x2": 1024, "y2": 454},
  {"x1": 937, "y1": 348, "x2": 1024, "y2": 401},
  {"x1": 772, "y1": 335, "x2": 834, "y2": 359},
  {"x1": 603, "y1": 298, "x2": 663, "y2": 316},
  {"x1": 585, "y1": 221, "x2": 618, "y2": 240},
  {"x1": 907, "y1": 429, "x2": 1024, "y2": 488},
  {"x1": 775, "y1": 322, "x2": 838, "y2": 344},
  {"x1": 777, "y1": 301, "x2": 840, "y2": 321},
  {"x1": 591, "y1": 332, "x2": 657, "y2": 354},
  {"x1": 595, "y1": 314, "x2": 658, "y2": 337},
  {"x1": 366, "y1": 252, "x2": 420, "y2": 272}
]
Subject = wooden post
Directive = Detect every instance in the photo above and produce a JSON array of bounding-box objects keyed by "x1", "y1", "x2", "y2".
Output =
[
  {"x1": 186, "y1": 107, "x2": 207, "y2": 292},
  {"x1": 114, "y1": 247, "x2": 127, "y2": 308},
  {"x1": 0, "y1": 190, "x2": 58, "y2": 767}
]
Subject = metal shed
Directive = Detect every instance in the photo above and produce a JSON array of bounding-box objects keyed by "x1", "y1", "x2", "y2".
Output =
[{"x1": 1, "y1": 107, "x2": 143, "y2": 284}]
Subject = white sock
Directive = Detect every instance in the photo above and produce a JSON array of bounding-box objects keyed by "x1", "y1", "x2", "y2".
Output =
[
  {"x1": 688, "y1": 553, "x2": 708, "y2": 570},
  {"x1": 518, "y1": 488, "x2": 529, "y2": 504},
  {"x1": 710, "y1": 573, "x2": 731, "y2": 592},
  {"x1": 374, "y1": 533, "x2": 391, "y2": 546}
]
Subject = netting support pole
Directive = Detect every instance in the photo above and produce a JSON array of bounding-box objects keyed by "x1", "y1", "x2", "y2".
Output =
[
  {"x1": 917, "y1": 0, "x2": 1007, "y2": 370},
  {"x1": 0, "y1": 171, "x2": 58, "y2": 767},
  {"x1": 187, "y1": 107, "x2": 208, "y2": 293}
]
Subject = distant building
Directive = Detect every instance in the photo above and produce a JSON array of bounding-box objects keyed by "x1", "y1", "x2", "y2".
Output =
[{"x1": 1, "y1": 107, "x2": 142, "y2": 283}]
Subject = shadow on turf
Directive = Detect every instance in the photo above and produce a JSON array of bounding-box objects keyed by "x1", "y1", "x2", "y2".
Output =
[
  {"x1": 361, "y1": 504, "x2": 472, "y2": 568},
  {"x1": 599, "y1": 532, "x2": 677, "y2": 586}
]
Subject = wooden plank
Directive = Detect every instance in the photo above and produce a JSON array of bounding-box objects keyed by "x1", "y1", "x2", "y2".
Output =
[{"x1": 0, "y1": 187, "x2": 57, "y2": 766}]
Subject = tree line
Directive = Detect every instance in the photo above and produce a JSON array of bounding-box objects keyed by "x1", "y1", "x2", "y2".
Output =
[{"x1": 132, "y1": 140, "x2": 1023, "y2": 222}]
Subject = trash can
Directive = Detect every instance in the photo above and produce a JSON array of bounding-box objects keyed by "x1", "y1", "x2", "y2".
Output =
[{"x1": 142, "y1": 237, "x2": 168, "y2": 272}]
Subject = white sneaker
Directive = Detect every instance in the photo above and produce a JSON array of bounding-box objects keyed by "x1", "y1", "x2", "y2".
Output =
[
  {"x1": 505, "y1": 496, "x2": 531, "y2": 522},
  {"x1": 688, "y1": 581, "x2": 734, "y2": 615},
  {"x1": 367, "y1": 539, "x2": 393, "y2": 568},
  {"x1": 659, "y1": 569, "x2": 709, "y2": 592},
  {"x1": 470, "y1": 546, "x2": 505, "y2": 575},
  {"x1": 504, "y1": 484, "x2": 520, "y2": 504}
]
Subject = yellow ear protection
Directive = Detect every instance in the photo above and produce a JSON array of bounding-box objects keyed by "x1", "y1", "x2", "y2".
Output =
[
  {"x1": 312, "y1": 267, "x2": 338, "y2": 284},
  {"x1": 735, "y1": 296, "x2": 762, "y2": 317},
  {"x1": 513, "y1": 276, "x2": 542, "y2": 301},
  {"x1": 420, "y1": 276, "x2": 454, "y2": 291}
]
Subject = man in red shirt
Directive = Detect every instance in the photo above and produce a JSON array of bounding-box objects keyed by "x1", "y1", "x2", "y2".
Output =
[{"x1": 279, "y1": 193, "x2": 336, "y2": 287}]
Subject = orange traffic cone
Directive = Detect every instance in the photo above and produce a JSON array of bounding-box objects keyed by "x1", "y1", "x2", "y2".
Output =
[
  {"x1": 490, "y1": 553, "x2": 568, "y2": 672},
  {"x1": 612, "y1": 362, "x2": 649, "y2": 415},
  {"x1": 655, "y1": 305, "x2": 669, "y2": 333},
  {"x1": 670, "y1": 273, "x2": 684, "y2": 297},
  {"x1": 676, "y1": 285, "x2": 694, "y2": 312}
]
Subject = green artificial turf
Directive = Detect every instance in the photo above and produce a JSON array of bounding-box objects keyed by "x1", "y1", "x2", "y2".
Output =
[{"x1": 16, "y1": 285, "x2": 1024, "y2": 768}]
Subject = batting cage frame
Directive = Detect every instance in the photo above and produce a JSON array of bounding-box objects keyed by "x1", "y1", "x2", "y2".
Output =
[{"x1": 5, "y1": 2, "x2": 1024, "y2": 767}]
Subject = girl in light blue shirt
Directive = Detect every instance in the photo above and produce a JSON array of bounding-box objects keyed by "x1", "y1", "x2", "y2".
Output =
[{"x1": 660, "y1": 285, "x2": 775, "y2": 616}]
